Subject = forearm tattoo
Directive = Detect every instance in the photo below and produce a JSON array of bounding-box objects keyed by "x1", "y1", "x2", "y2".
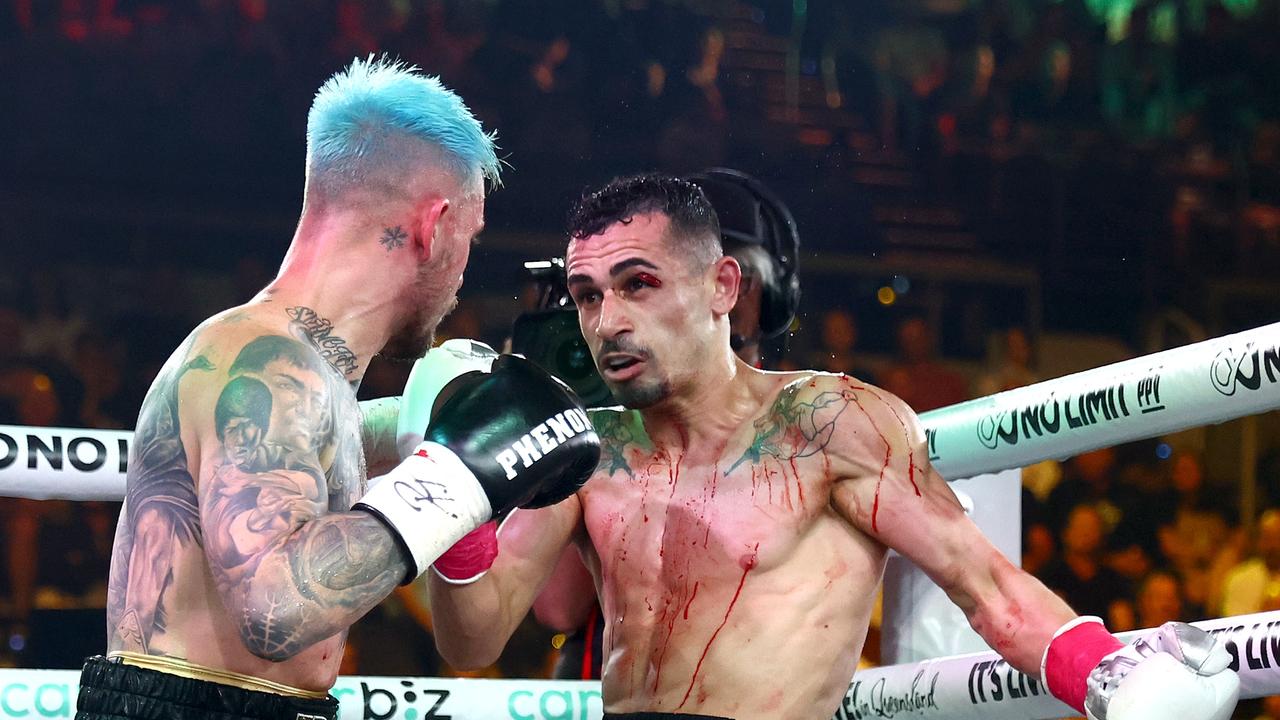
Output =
[{"x1": 237, "y1": 512, "x2": 405, "y2": 660}]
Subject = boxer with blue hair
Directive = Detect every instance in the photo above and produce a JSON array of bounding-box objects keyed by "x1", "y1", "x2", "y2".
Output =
[{"x1": 76, "y1": 57, "x2": 597, "y2": 720}]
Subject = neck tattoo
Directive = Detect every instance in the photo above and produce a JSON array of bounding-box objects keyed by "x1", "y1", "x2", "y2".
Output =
[{"x1": 286, "y1": 306, "x2": 359, "y2": 378}]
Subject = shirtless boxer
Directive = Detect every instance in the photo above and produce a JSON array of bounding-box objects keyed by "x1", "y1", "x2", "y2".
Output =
[
  {"x1": 531, "y1": 168, "x2": 802, "y2": 680},
  {"x1": 76, "y1": 58, "x2": 598, "y2": 720},
  {"x1": 428, "y1": 174, "x2": 1238, "y2": 720}
]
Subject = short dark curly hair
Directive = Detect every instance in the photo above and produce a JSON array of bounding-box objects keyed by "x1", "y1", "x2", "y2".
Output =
[{"x1": 566, "y1": 173, "x2": 722, "y2": 268}]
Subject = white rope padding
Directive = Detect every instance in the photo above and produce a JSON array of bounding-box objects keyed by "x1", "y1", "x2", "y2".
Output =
[
  {"x1": 0, "y1": 425, "x2": 129, "y2": 500},
  {"x1": 838, "y1": 610, "x2": 1280, "y2": 720},
  {"x1": 1, "y1": 324, "x2": 1277, "y2": 718},
  {"x1": 3, "y1": 322, "x2": 1277, "y2": 500},
  {"x1": 0, "y1": 611, "x2": 1277, "y2": 720},
  {"x1": 924, "y1": 321, "x2": 1280, "y2": 480}
]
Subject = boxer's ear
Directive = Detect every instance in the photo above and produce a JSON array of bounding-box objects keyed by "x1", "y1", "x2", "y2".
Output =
[
  {"x1": 709, "y1": 255, "x2": 741, "y2": 316},
  {"x1": 413, "y1": 196, "x2": 450, "y2": 262}
]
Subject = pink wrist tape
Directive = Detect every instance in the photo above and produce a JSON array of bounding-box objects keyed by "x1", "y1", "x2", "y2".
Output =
[
  {"x1": 433, "y1": 520, "x2": 498, "y2": 582},
  {"x1": 1043, "y1": 619, "x2": 1125, "y2": 713}
]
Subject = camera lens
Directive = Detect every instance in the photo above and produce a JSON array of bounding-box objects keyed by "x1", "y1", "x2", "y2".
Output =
[
  {"x1": 512, "y1": 308, "x2": 614, "y2": 407},
  {"x1": 557, "y1": 338, "x2": 593, "y2": 380}
]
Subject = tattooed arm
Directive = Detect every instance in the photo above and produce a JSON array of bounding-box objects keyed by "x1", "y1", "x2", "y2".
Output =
[
  {"x1": 194, "y1": 333, "x2": 410, "y2": 661},
  {"x1": 812, "y1": 376, "x2": 1076, "y2": 675}
]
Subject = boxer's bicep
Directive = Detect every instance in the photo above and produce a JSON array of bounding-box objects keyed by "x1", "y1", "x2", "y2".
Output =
[
  {"x1": 195, "y1": 447, "x2": 407, "y2": 660},
  {"x1": 827, "y1": 384, "x2": 985, "y2": 609},
  {"x1": 828, "y1": 388, "x2": 1073, "y2": 674},
  {"x1": 830, "y1": 434, "x2": 974, "y2": 593},
  {"x1": 824, "y1": 381, "x2": 961, "y2": 542},
  {"x1": 495, "y1": 497, "x2": 587, "y2": 618}
]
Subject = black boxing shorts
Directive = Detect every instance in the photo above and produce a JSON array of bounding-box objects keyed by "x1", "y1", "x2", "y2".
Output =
[
  {"x1": 76, "y1": 654, "x2": 339, "y2": 720},
  {"x1": 604, "y1": 707, "x2": 737, "y2": 712},
  {"x1": 604, "y1": 714, "x2": 734, "y2": 719},
  {"x1": 553, "y1": 604, "x2": 604, "y2": 680}
]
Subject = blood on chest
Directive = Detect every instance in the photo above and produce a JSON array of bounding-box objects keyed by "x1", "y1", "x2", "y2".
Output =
[{"x1": 583, "y1": 452, "x2": 821, "y2": 595}]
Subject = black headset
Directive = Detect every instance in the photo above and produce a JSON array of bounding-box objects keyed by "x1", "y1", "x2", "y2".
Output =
[{"x1": 686, "y1": 168, "x2": 801, "y2": 340}]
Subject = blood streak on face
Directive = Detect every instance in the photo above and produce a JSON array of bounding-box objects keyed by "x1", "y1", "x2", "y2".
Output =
[
  {"x1": 678, "y1": 542, "x2": 760, "y2": 709},
  {"x1": 635, "y1": 272, "x2": 662, "y2": 288}
]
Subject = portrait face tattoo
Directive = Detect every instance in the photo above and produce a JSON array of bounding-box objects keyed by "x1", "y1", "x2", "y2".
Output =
[
  {"x1": 215, "y1": 375, "x2": 273, "y2": 468},
  {"x1": 227, "y1": 336, "x2": 332, "y2": 454},
  {"x1": 258, "y1": 357, "x2": 328, "y2": 452}
]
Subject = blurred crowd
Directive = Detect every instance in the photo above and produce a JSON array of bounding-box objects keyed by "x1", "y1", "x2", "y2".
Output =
[
  {"x1": 2, "y1": 0, "x2": 1280, "y2": 717},
  {"x1": 3, "y1": 0, "x2": 1280, "y2": 276}
]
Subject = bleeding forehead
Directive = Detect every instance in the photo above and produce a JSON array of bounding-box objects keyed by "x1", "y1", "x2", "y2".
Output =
[{"x1": 566, "y1": 212, "x2": 673, "y2": 276}]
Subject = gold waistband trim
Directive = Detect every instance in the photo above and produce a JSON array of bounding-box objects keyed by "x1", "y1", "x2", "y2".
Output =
[{"x1": 108, "y1": 651, "x2": 330, "y2": 700}]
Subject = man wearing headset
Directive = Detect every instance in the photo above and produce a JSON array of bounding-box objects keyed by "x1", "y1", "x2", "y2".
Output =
[
  {"x1": 427, "y1": 170, "x2": 1237, "y2": 719},
  {"x1": 526, "y1": 169, "x2": 802, "y2": 680}
]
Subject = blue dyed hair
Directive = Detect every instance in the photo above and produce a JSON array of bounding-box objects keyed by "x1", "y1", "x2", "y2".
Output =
[{"x1": 306, "y1": 56, "x2": 500, "y2": 202}]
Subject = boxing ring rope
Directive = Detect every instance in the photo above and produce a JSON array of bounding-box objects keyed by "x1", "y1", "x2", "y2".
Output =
[
  {"x1": 3, "y1": 321, "x2": 1278, "y2": 500},
  {"x1": 0, "y1": 321, "x2": 1277, "y2": 720}
]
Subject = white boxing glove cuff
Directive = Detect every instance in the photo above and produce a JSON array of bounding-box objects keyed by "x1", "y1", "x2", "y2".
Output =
[{"x1": 355, "y1": 441, "x2": 493, "y2": 583}]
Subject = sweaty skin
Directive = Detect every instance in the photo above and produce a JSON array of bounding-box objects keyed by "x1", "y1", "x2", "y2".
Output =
[
  {"x1": 106, "y1": 308, "x2": 401, "y2": 690},
  {"x1": 438, "y1": 372, "x2": 1072, "y2": 717},
  {"x1": 428, "y1": 211, "x2": 1075, "y2": 718},
  {"x1": 583, "y1": 376, "x2": 893, "y2": 715}
]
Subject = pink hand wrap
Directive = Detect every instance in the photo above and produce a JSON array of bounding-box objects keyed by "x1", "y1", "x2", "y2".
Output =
[
  {"x1": 1043, "y1": 617, "x2": 1126, "y2": 713},
  {"x1": 432, "y1": 520, "x2": 498, "y2": 584}
]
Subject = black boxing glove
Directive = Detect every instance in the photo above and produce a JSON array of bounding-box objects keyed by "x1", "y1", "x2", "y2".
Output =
[
  {"x1": 429, "y1": 354, "x2": 600, "y2": 512},
  {"x1": 355, "y1": 354, "x2": 599, "y2": 581}
]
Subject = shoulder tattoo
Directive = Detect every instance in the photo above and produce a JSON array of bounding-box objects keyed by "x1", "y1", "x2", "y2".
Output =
[{"x1": 726, "y1": 378, "x2": 856, "y2": 475}]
